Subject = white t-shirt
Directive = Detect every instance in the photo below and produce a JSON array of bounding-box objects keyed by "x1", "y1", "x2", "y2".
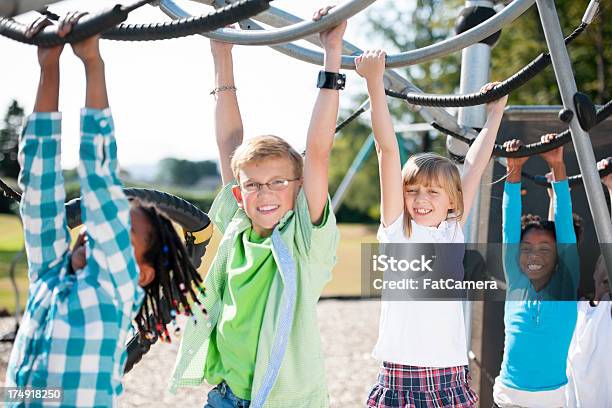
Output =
[
  {"x1": 565, "y1": 299, "x2": 612, "y2": 408},
  {"x1": 372, "y1": 213, "x2": 468, "y2": 367}
]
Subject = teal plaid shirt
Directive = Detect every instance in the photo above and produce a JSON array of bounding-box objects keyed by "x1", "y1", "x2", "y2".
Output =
[{"x1": 5, "y1": 109, "x2": 144, "y2": 407}]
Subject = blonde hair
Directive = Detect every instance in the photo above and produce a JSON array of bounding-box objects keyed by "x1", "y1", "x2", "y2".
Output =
[
  {"x1": 231, "y1": 135, "x2": 303, "y2": 182},
  {"x1": 401, "y1": 153, "x2": 463, "y2": 237}
]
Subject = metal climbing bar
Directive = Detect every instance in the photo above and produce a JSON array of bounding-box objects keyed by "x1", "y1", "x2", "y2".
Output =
[
  {"x1": 432, "y1": 98, "x2": 612, "y2": 157},
  {"x1": 180, "y1": 0, "x2": 534, "y2": 69},
  {"x1": 103, "y1": 0, "x2": 272, "y2": 41},
  {"x1": 535, "y1": 0, "x2": 612, "y2": 294},
  {"x1": 0, "y1": 2, "x2": 151, "y2": 47},
  {"x1": 520, "y1": 160, "x2": 612, "y2": 188},
  {"x1": 160, "y1": 0, "x2": 375, "y2": 46},
  {"x1": 384, "y1": 21, "x2": 588, "y2": 108},
  {"x1": 0, "y1": 0, "x2": 273, "y2": 44}
]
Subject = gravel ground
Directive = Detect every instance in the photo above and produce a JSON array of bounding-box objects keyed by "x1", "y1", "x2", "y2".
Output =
[
  {"x1": 0, "y1": 300, "x2": 381, "y2": 407},
  {"x1": 0, "y1": 317, "x2": 16, "y2": 383}
]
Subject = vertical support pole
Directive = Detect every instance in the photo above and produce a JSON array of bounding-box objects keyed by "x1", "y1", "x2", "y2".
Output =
[
  {"x1": 454, "y1": 0, "x2": 494, "y2": 243},
  {"x1": 536, "y1": 0, "x2": 612, "y2": 292},
  {"x1": 455, "y1": 0, "x2": 493, "y2": 355},
  {"x1": 451, "y1": 2, "x2": 496, "y2": 403}
]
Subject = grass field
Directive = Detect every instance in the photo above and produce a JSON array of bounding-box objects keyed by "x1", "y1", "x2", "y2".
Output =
[
  {"x1": 0, "y1": 213, "x2": 376, "y2": 314},
  {"x1": 0, "y1": 214, "x2": 27, "y2": 313}
]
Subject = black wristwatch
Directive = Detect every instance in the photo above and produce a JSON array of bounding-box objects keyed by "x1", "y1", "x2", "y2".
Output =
[{"x1": 317, "y1": 71, "x2": 346, "y2": 90}]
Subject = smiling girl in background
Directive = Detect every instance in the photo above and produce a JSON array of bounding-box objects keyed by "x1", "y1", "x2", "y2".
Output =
[{"x1": 494, "y1": 135, "x2": 580, "y2": 408}]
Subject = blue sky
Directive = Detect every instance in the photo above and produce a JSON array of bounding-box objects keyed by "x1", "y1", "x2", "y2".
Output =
[{"x1": 0, "y1": 0, "x2": 403, "y2": 169}]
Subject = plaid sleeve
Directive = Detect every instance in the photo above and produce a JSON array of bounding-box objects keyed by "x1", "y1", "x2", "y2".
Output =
[
  {"x1": 78, "y1": 108, "x2": 141, "y2": 309},
  {"x1": 17, "y1": 112, "x2": 70, "y2": 282}
]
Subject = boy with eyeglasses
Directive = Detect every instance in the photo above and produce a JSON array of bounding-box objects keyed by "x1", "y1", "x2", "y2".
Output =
[{"x1": 169, "y1": 6, "x2": 344, "y2": 408}]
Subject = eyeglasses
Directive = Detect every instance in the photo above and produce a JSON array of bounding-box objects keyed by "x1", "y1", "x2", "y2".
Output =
[{"x1": 241, "y1": 178, "x2": 301, "y2": 193}]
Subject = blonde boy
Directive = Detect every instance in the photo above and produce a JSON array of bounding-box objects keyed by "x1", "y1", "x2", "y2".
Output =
[{"x1": 170, "y1": 7, "x2": 346, "y2": 408}]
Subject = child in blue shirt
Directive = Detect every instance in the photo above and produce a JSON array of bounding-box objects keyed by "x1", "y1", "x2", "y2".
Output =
[{"x1": 494, "y1": 134, "x2": 580, "y2": 407}]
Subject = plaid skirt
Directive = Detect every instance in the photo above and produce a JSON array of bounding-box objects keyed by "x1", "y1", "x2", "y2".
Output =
[{"x1": 367, "y1": 362, "x2": 478, "y2": 408}]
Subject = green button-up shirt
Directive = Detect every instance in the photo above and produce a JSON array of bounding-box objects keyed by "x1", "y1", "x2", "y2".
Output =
[{"x1": 169, "y1": 182, "x2": 340, "y2": 408}]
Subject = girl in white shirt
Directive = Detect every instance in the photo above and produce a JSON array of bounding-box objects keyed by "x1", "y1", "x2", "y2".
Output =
[
  {"x1": 355, "y1": 49, "x2": 507, "y2": 407},
  {"x1": 566, "y1": 160, "x2": 612, "y2": 408}
]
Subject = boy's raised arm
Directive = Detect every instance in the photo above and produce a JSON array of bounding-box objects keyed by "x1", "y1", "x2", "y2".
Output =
[
  {"x1": 304, "y1": 7, "x2": 346, "y2": 224},
  {"x1": 211, "y1": 39, "x2": 243, "y2": 185}
]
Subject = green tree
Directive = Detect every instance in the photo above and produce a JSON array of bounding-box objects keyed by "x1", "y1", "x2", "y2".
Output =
[
  {"x1": 491, "y1": 1, "x2": 611, "y2": 104},
  {"x1": 156, "y1": 158, "x2": 219, "y2": 187},
  {"x1": 0, "y1": 100, "x2": 25, "y2": 213}
]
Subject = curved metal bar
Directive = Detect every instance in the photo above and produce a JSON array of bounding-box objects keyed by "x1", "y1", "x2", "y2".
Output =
[
  {"x1": 165, "y1": 0, "x2": 534, "y2": 69},
  {"x1": 432, "y1": 98, "x2": 612, "y2": 158},
  {"x1": 0, "y1": 0, "x2": 271, "y2": 45},
  {"x1": 163, "y1": 2, "x2": 475, "y2": 138},
  {"x1": 383, "y1": 0, "x2": 534, "y2": 68},
  {"x1": 159, "y1": 0, "x2": 375, "y2": 46},
  {"x1": 0, "y1": 3, "x2": 137, "y2": 47}
]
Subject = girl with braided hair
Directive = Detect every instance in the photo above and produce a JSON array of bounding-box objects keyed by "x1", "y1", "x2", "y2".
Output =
[
  {"x1": 127, "y1": 200, "x2": 206, "y2": 340},
  {"x1": 5, "y1": 14, "x2": 204, "y2": 407}
]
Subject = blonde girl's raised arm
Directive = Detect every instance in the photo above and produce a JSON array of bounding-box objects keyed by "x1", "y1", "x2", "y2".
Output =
[
  {"x1": 356, "y1": 50, "x2": 404, "y2": 227},
  {"x1": 461, "y1": 83, "x2": 507, "y2": 227}
]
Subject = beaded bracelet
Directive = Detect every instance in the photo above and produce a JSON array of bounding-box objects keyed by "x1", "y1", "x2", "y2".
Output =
[{"x1": 210, "y1": 85, "x2": 237, "y2": 96}]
